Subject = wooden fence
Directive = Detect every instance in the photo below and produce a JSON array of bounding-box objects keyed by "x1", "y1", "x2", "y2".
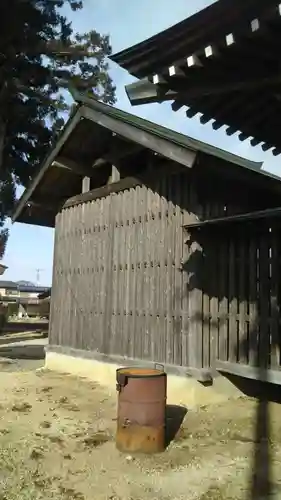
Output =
[{"x1": 192, "y1": 221, "x2": 281, "y2": 372}]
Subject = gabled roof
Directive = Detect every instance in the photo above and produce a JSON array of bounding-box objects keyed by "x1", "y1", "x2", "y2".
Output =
[
  {"x1": 12, "y1": 90, "x2": 281, "y2": 228},
  {"x1": 111, "y1": 0, "x2": 281, "y2": 154},
  {"x1": 0, "y1": 281, "x2": 49, "y2": 293},
  {"x1": 73, "y1": 90, "x2": 264, "y2": 171}
]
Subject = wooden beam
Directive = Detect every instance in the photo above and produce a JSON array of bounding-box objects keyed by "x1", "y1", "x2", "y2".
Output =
[
  {"x1": 25, "y1": 197, "x2": 64, "y2": 212},
  {"x1": 250, "y1": 137, "x2": 262, "y2": 147},
  {"x1": 26, "y1": 201, "x2": 56, "y2": 212},
  {"x1": 187, "y1": 54, "x2": 202, "y2": 67},
  {"x1": 169, "y1": 65, "x2": 185, "y2": 77},
  {"x1": 12, "y1": 108, "x2": 83, "y2": 222},
  {"x1": 55, "y1": 144, "x2": 142, "y2": 177},
  {"x1": 152, "y1": 74, "x2": 166, "y2": 84},
  {"x1": 272, "y1": 147, "x2": 281, "y2": 156},
  {"x1": 81, "y1": 105, "x2": 197, "y2": 169},
  {"x1": 172, "y1": 100, "x2": 184, "y2": 112},
  {"x1": 46, "y1": 344, "x2": 213, "y2": 382},
  {"x1": 125, "y1": 79, "x2": 178, "y2": 106},
  {"x1": 16, "y1": 210, "x2": 56, "y2": 228},
  {"x1": 185, "y1": 206, "x2": 281, "y2": 229},
  {"x1": 262, "y1": 143, "x2": 273, "y2": 152},
  {"x1": 53, "y1": 157, "x2": 94, "y2": 178},
  {"x1": 108, "y1": 164, "x2": 120, "y2": 184},
  {"x1": 82, "y1": 176, "x2": 90, "y2": 193},
  {"x1": 225, "y1": 126, "x2": 237, "y2": 137},
  {"x1": 204, "y1": 45, "x2": 219, "y2": 58},
  {"x1": 154, "y1": 70, "x2": 281, "y2": 98},
  {"x1": 225, "y1": 33, "x2": 235, "y2": 46},
  {"x1": 186, "y1": 107, "x2": 198, "y2": 118},
  {"x1": 63, "y1": 161, "x2": 186, "y2": 209},
  {"x1": 63, "y1": 176, "x2": 143, "y2": 209},
  {"x1": 92, "y1": 142, "x2": 142, "y2": 168},
  {"x1": 239, "y1": 132, "x2": 249, "y2": 142},
  {"x1": 216, "y1": 359, "x2": 281, "y2": 385},
  {"x1": 172, "y1": 73, "x2": 281, "y2": 99},
  {"x1": 251, "y1": 18, "x2": 260, "y2": 32}
]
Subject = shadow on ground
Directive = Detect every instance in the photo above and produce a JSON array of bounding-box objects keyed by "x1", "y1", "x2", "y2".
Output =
[
  {"x1": 165, "y1": 404, "x2": 188, "y2": 448},
  {"x1": 0, "y1": 344, "x2": 46, "y2": 360},
  {"x1": 0, "y1": 332, "x2": 47, "y2": 346},
  {"x1": 222, "y1": 372, "x2": 278, "y2": 499},
  {"x1": 0, "y1": 321, "x2": 49, "y2": 334}
]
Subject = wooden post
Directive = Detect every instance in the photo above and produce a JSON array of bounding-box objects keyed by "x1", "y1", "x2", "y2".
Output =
[
  {"x1": 82, "y1": 176, "x2": 90, "y2": 193},
  {"x1": 108, "y1": 164, "x2": 120, "y2": 184},
  {"x1": 185, "y1": 177, "x2": 204, "y2": 369},
  {"x1": 187, "y1": 238, "x2": 203, "y2": 369}
]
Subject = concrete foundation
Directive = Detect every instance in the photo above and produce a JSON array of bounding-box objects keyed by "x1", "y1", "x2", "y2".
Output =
[{"x1": 45, "y1": 350, "x2": 242, "y2": 408}]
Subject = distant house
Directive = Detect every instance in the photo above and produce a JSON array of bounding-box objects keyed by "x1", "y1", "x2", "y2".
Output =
[
  {"x1": 0, "y1": 281, "x2": 50, "y2": 318},
  {"x1": 0, "y1": 281, "x2": 49, "y2": 303},
  {"x1": 38, "y1": 288, "x2": 51, "y2": 300}
]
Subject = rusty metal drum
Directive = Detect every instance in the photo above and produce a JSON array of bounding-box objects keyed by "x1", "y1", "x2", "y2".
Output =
[{"x1": 116, "y1": 365, "x2": 167, "y2": 454}]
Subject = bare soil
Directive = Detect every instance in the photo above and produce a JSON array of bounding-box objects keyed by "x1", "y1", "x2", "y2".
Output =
[{"x1": 0, "y1": 355, "x2": 281, "y2": 498}]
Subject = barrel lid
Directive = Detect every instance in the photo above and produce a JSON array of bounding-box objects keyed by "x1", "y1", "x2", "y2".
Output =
[{"x1": 117, "y1": 367, "x2": 165, "y2": 378}]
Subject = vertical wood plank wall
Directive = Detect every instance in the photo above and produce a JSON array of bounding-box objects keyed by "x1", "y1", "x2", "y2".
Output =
[
  {"x1": 196, "y1": 223, "x2": 281, "y2": 371},
  {"x1": 50, "y1": 172, "x2": 193, "y2": 366},
  {"x1": 49, "y1": 170, "x2": 281, "y2": 372}
]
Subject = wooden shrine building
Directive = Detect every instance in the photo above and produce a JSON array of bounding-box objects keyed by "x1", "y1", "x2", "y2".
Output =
[{"x1": 13, "y1": 90, "x2": 281, "y2": 385}]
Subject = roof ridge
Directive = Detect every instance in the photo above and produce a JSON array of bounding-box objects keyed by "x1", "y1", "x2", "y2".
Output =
[{"x1": 72, "y1": 89, "x2": 264, "y2": 173}]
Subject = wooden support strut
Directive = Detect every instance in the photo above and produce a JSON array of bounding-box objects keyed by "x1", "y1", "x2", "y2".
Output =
[
  {"x1": 82, "y1": 176, "x2": 91, "y2": 193},
  {"x1": 216, "y1": 359, "x2": 281, "y2": 386},
  {"x1": 108, "y1": 164, "x2": 121, "y2": 184}
]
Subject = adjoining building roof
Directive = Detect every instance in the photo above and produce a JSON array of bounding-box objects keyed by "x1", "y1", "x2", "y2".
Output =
[
  {"x1": 0, "y1": 281, "x2": 49, "y2": 293},
  {"x1": 111, "y1": 0, "x2": 273, "y2": 77},
  {"x1": 12, "y1": 89, "x2": 281, "y2": 228},
  {"x1": 0, "y1": 280, "x2": 18, "y2": 289},
  {"x1": 111, "y1": 0, "x2": 281, "y2": 154},
  {"x1": 38, "y1": 288, "x2": 51, "y2": 300}
]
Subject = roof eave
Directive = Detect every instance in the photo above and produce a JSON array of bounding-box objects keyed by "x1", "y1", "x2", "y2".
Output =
[{"x1": 12, "y1": 107, "x2": 83, "y2": 224}]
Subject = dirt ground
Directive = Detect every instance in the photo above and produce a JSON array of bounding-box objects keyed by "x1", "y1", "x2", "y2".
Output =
[{"x1": 0, "y1": 343, "x2": 281, "y2": 499}]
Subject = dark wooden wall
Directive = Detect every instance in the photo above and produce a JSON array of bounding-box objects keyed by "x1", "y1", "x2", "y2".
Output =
[
  {"x1": 49, "y1": 163, "x2": 281, "y2": 371},
  {"x1": 191, "y1": 221, "x2": 281, "y2": 372}
]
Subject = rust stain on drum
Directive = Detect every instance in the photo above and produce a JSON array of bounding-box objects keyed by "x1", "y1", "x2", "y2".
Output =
[{"x1": 116, "y1": 366, "x2": 167, "y2": 454}]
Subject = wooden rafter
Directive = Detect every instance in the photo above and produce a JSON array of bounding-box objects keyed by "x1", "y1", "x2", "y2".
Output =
[
  {"x1": 53, "y1": 157, "x2": 94, "y2": 178},
  {"x1": 152, "y1": 73, "x2": 281, "y2": 100},
  {"x1": 92, "y1": 142, "x2": 142, "y2": 168},
  {"x1": 54, "y1": 142, "x2": 142, "y2": 178},
  {"x1": 80, "y1": 105, "x2": 197, "y2": 169},
  {"x1": 112, "y1": 1, "x2": 281, "y2": 153},
  {"x1": 149, "y1": 4, "x2": 281, "y2": 87}
]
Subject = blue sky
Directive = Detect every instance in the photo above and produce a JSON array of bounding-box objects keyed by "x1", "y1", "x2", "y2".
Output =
[{"x1": 3, "y1": 0, "x2": 281, "y2": 284}]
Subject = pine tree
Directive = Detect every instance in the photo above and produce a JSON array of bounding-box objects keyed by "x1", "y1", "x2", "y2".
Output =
[{"x1": 0, "y1": 0, "x2": 116, "y2": 255}]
